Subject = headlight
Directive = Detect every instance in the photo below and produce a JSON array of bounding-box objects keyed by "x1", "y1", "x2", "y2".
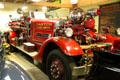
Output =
[
  {"x1": 117, "y1": 28, "x2": 120, "y2": 35},
  {"x1": 65, "y1": 28, "x2": 73, "y2": 37}
]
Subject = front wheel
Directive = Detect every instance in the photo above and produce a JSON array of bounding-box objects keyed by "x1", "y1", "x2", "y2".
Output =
[{"x1": 46, "y1": 49, "x2": 75, "y2": 80}]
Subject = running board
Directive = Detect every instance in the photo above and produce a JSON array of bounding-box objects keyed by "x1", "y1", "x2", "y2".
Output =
[{"x1": 11, "y1": 44, "x2": 38, "y2": 57}]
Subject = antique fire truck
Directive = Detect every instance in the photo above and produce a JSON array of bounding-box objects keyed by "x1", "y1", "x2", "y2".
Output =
[{"x1": 5, "y1": 8, "x2": 120, "y2": 80}]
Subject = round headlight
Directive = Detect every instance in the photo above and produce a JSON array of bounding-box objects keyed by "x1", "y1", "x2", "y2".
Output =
[{"x1": 65, "y1": 28, "x2": 73, "y2": 37}]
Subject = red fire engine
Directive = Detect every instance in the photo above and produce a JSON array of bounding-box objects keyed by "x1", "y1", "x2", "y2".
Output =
[{"x1": 5, "y1": 8, "x2": 120, "y2": 80}]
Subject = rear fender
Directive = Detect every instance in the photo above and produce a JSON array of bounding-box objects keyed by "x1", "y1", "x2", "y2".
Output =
[
  {"x1": 103, "y1": 34, "x2": 119, "y2": 43},
  {"x1": 33, "y1": 37, "x2": 85, "y2": 62},
  {"x1": 6, "y1": 31, "x2": 16, "y2": 44},
  {"x1": 8, "y1": 31, "x2": 16, "y2": 39}
]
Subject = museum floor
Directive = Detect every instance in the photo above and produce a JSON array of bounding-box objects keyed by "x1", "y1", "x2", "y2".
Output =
[{"x1": 6, "y1": 52, "x2": 85, "y2": 80}]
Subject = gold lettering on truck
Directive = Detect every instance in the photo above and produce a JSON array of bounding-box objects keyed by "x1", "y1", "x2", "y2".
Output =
[{"x1": 37, "y1": 23, "x2": 52, "y2": 29}]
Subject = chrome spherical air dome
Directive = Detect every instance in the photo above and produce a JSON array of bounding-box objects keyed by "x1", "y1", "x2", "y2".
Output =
[{"x1": 70, "y1": 8, "x2": 84, "y2": 24}]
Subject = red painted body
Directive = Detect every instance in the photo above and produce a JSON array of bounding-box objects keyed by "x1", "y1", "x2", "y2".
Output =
[
  {"x1": 30, "y1": 19, "x2": 55, "y2": 43},
  {"x1": 72, "y1": 25, "x2": 85, "y2": 35},
  {"x1": 8, "y1": 19, "x2": 85, "y2": 62},
  {"x1": 7, "y1": 10, "x2": 120, "y2": 64},
  {"x1": 8, "y1": 31, "x2": 16, "y2": 44},
  {"x1": 104, "y1": 34, "x2": 119, "y2": 43},
  {"x1": 112, "y1": 39, "x2": 120, "y2": 54},
  {"x1": 85, "y1": 18, "x2": 95, "y2": 29},
  {"x1": 9, "y1": 31, "x2": 16, "y2": 39},
  {"x1": 8, "y1": 18, "x2": 120, "y2": 62},
  {"x1": 33, "y1": 37, "x2": 84, "y2": 62}
]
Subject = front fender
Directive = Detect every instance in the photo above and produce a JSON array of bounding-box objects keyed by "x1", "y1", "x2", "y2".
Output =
[{"x1": 33, "y1": 37, "x2": 85, "y2": 61}]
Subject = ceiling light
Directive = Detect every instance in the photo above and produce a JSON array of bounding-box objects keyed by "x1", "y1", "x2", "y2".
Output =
[
  {"x1": 42, "y1": 6, "x2": 47, "y2": 12},
  {"x1": 42, "y1": 6, "x2": 47, "y2": 10},
  {"x1": 21, "y1": 6, "x2": 28, "y2": 10},
  {"x1": 0, "y1": 3, "x2": 4, "y2": 8},
  {"x1": 70, "y1": 0, "x2": 78, "y2": 4}
]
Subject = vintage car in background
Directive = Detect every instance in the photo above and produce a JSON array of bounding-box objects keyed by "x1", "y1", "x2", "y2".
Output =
[
  {"x1": 0, "y1": 59, "x2": 32, "y2": 80},
  {"x1": 0, "y1": 32, "x2": 32, "y2": 80}
]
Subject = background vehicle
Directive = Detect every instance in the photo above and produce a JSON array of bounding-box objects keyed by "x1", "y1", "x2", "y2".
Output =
[
  {"x1": 87, "y1": 40, "x2": 120, "y2": 80},
  {"x1": 0, "y1": 59, "x2": 32, "y2": 80},
  {"x1": 5, "y1": 7, "x2": 115, "y2": 80},
  {"x1": 0, "y1": 32, "x2": 32, "y2": 80}
]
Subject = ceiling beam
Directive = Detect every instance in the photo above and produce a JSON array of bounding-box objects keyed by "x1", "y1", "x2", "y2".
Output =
[
  {"x1": 31, "y1": 2, "x2": 72, "y2": 8},
  {"x1": 16, "y1": 0, "x2": 24, "y2": 2},
  {"x1": 16, "y1": 0, "x2": 23, "y2": 1}
]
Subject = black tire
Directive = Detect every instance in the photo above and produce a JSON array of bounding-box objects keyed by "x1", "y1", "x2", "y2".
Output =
[
  {"x1": 46, "y1": 49, "x2": 75, "y2": 80},
  {"x1": 4, "y1": 33, "x2": 15, "y2": 52},
  {"x1": 4, "y1": 32, "x2": 10, "y2": 44},
  {"x1": 9, "y1": 45, "x2": 15, "y2": 52}
]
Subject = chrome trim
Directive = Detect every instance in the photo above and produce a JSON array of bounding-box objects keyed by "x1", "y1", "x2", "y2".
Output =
[
  {"x1": 0, "y1": 48, "x2": 3, "y2": 52},
  {"x1": 72, "y1": 64, "x2": 92, "y2": 76}
]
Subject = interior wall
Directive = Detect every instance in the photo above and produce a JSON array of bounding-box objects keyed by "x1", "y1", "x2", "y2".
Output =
[
  {"x1": 46, "y1": 8, "x2": 70, "y2": 19},
  {"x1": 0, "y1": 2, "x2": 41, "y2": 32}
]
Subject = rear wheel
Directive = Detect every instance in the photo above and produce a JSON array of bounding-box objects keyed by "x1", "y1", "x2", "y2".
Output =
[
  {"x1": 46, "y1": 49, "x2": 75, "y2": 80},
  {"x1": 4, "y1": 32, "x2": 15, "y2": 52},
  {"x1": 4, "y1": 32, "x2": 10, "y2": 43}
]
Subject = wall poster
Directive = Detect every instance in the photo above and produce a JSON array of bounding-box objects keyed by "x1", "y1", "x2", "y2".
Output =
[
  {"x1": 47, "y1": 0, "x2": 61, "y2": 11},
  {"x1": 99, "y1": 2, "x2": 120, "y2": 36}
]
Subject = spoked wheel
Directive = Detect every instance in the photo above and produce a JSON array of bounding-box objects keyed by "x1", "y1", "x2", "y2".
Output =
[
  {"x1": 46, "y1": 49, "x2": 75, "y2": 80},
  {"x1": 49, "y1": 59, "x2": 65, "y2": 80}
]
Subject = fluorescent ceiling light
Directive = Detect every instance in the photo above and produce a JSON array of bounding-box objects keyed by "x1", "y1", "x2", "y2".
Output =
[
  {"x1": 21, "y1": 6, "x2": 28, "y2": 10},
  {"x1": 42, "y1": 6, "x2": 47, "y2": 12},
  {"x1": 0, "y1": 3, "x2": 4, "y2": 8},
  {"x1": 70, "y1": 0, "x2": 78, "y2": 4},
  {"x1": 42, "y1": 6, "x2": 47, "y2": 10}
]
